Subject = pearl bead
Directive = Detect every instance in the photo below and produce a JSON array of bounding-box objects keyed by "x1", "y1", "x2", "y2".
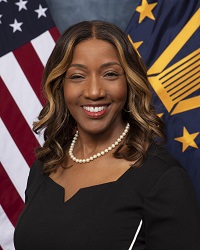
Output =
[{"x1": 68, "y1": 123, "x2": 130, "y2": 164}]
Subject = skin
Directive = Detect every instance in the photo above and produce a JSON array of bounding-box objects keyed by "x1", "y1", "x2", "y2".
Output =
[
  {"x1": 64, "y1": 39, "x2": 127, "y2": 139},
  {"x1": 49, "y1": 39, "x2": 135, "y2": 202}
]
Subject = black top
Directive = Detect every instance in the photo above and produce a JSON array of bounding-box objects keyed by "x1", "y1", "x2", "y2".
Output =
[{"x1": 14, "y1": 144, "x2": 200, "y2": 250}]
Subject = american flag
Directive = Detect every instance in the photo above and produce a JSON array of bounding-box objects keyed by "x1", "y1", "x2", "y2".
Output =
[{"x1": 0, "y1": 0, "x2": 60, "y2": 248}]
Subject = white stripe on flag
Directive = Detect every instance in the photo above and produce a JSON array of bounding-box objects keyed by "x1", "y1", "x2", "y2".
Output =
[
  {"x1": 0, "y1": 119, "x2": 29, "y2": 201},
  {"x1": 128, "y1": 220, "x2": 143, "y2": 250},
  {"x1": 0, "y1": 205, "x2": 15, "y2": 250},
  {"x1": 0, "y1": 52, "x2": 43, "y2": 145},
  {"x1": 31, "y1": 31, "x2": 56, "y2": 66}
]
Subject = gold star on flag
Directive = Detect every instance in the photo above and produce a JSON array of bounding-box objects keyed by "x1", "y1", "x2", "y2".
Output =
[
  {"x1": 128, "y1": 35, "x2": 143, "y2": 56},
  {"x1": 132, "y1": 41, "x2": 143, "y2": 50},
  {"x1": 174, "y1": 127, "x2": 199, "y2": 152},
  {"x1": 157, "y1": 113, "x2": 163, "y2": 118},
  {"x1": 136, "y1": 0, "x2": 158, "y2": 23}
]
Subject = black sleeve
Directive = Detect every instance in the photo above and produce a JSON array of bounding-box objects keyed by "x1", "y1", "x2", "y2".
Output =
[{"x1": 144, "y1": 166, "x2": 200, "y2": 250}]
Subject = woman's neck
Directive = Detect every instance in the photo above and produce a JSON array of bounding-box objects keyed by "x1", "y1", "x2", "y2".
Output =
[{"x1": 73, "y1": 121, "x2": 128, "y2": 159}]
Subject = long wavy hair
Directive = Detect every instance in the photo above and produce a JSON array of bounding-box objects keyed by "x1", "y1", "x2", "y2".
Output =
[{"x1": 33, "y1": 20, "x2": 166, "y2": 174}]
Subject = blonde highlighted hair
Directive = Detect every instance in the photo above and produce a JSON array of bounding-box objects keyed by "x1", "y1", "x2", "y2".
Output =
[{"x1": 33, "y1": 20, "x2": 165, "y2": 174}]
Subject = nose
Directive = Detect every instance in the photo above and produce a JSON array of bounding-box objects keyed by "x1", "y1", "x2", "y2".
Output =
[{"x1": 83, "y1": 76, "x2": 106, "y2": 100}]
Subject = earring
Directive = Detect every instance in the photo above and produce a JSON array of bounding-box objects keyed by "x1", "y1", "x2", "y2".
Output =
[{"x1": 123, "y1": 108, "x2": 131, "y2": 113}]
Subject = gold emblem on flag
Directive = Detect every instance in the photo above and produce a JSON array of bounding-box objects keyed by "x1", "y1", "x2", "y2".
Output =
[{"x1": 147, "y1": 8, "x2": 200, "y2": 115}]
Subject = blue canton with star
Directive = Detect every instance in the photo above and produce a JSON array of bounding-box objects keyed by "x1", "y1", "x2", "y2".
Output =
[{"x1": 0, "y1": 0, "x2": 55, "y2": 56}]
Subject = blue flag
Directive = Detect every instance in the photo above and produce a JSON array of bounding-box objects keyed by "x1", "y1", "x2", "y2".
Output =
[{"x1": 126, "y1": 0, "x2": 200, "y2": 206}]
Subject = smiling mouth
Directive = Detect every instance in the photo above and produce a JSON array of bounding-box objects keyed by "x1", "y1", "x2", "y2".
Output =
[
  {"x1": 82, "y1": 105, "x2": 109, "y2": 117},
  {"x1": 82, "y1": 105, "x2": 108, "y2": 113}
]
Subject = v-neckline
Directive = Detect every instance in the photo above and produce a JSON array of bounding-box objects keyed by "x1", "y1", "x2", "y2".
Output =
[{"x1": 47, "y1": 166, "x2": 134, "y2": 204}]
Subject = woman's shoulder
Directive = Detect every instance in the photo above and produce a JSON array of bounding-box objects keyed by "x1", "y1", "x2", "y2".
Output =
[
  {"x1": 142, "y1": 142, "x2": 183, "y2": 174},
  {"x1": 130, "y1": 143, "x2": 191, "y2": 195},
  {"x1": 26, "y1": 159, "x2": 46, "y2": 190}
]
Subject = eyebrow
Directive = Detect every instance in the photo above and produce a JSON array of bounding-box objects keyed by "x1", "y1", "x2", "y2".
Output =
[
  {"x1": 100, "y1": 62, "x2": 122, "y2": 69},
  {"x1": 69, "y1": 62, "x2": 122, "y2": 69},
  {"x1": 69, "y1": 64, "x2": 87, "y2": 69}
]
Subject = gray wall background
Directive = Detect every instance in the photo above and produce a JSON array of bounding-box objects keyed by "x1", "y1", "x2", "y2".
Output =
[{"x1": 46, "y1": 0, "x2": 140, "y2": 33}]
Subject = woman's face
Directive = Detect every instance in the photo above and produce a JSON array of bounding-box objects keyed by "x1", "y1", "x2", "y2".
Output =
[{"x1": 63, "y1": 39, "x2": 127, "y2": 135}]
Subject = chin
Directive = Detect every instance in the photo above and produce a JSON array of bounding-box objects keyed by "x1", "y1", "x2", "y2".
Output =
[{"x1": 78, "y1": 120, "x2": 110, "y2": 134}]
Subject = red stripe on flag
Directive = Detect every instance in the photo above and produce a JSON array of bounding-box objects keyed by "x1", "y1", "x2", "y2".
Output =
[
  {"x1": 13, "y1": 44, "x2": 46, "y2": 106},
  {"x1": 49, "y1": 27, "x2": 60, "y2": 42},
  {"x1": 0, "y1": 163, "x2": 25, "y2": 226},
  {"x1": 0, "y1": 245, "x2": 3, "y2": 250},
  {"x1": 0, "y1": 77, "x2": 39, "y2": 166}
]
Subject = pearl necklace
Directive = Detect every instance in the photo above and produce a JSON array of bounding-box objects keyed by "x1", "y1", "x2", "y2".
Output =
[{"x1": 68, "y1": 123, "x2": 130, "y2": 164}]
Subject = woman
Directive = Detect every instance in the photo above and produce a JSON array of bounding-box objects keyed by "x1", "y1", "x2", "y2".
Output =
[{"x1": 14, "y1": 20, "x2": 200, "y2": 249}]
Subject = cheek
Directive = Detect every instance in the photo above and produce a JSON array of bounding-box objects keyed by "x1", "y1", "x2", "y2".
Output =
[
  {"x1": 114, "y1": 81, "x2": 128, "y2": 103},
  {"x1": 63, "y1": 88, "x2": 69, "y2": 105},
  {"x1": 63, "y1": 87, "x2": 76, "y2": 110}
]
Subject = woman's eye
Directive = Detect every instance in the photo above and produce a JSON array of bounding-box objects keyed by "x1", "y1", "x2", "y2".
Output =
[
  {"x1": 69, "y1": 74, "x2": 85, "y2": 81},
  {"x1": 104, "y1": 72, "x2": 119, "y2": 79}
]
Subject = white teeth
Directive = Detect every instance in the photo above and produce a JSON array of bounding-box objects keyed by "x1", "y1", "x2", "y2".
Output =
[{"x1": 83, "y1": 106, "x2": 107, "y2": 112}]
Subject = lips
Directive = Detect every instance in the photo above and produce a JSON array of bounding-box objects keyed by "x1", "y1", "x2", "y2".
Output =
[
  {"x1": 82, "y1": 105, "x2": 109, "y2": 117},
  {"x1": 83, "y1": 106, "x2": 107, "y2": 112}
]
